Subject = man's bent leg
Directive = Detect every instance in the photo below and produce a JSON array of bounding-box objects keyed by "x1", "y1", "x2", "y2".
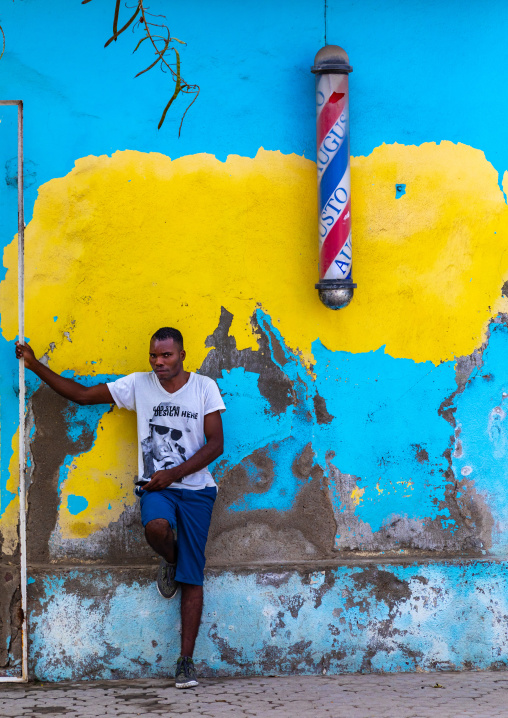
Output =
[
  {"x1": 144, "y1": 518, "x2": 179, "y2": 599},
  {"x1": 144, "y1": 518, "x2": 176, "y2": 563},
  {"x1": 180, "y1": 583, "x2": 203, "y2": 657}
]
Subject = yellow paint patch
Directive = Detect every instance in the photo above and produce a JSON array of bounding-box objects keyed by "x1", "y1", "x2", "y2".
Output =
[
  {"x1": 0, "y1": 149, "x2": 316, "y2": 374},
  {"x1": 1, "y1": 143, "x2": 507, "y2": 373},
  {"x1": 58, "y1": 407, "x2": 137, "y2": 538},
  {"x1": 397, "y1": 479, "x2": 414, "y2": 498},
  {"x1": 351, "y1": 486, "x2": 365, "y2": 506},
  {"x1": 0, "y1": 429, "x2": 20, "y2": 555},
  {"x1": 351, "y1": 141, "x2": 508, "y2": 363}
]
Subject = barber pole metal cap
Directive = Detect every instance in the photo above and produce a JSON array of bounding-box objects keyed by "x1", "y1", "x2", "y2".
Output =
[
  {"x1": 315, "y1": 278, "x2": 356, "y2": 309},
  {"x1": 311, "y1": 45, "x2": 352, "y2": 75},
  {"x1": 312, "y1": 46, "x2": 356, "y2": 310}
]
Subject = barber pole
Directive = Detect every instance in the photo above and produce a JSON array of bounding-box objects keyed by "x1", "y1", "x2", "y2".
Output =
[{"x1": 312, "y1": 46, "x2": 356, "y2": 309}]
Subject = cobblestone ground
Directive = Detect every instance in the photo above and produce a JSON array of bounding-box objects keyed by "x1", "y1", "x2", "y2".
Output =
[{"x1": 1, "y1": 671, "x2": 508, "y2": 717}]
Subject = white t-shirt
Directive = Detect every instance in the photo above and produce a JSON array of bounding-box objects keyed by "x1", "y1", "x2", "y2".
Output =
[{"x1": 107, "y1": 372, "x2": 226, "y2": 490}]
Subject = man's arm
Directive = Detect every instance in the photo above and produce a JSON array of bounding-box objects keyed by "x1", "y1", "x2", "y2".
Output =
[
  {"x1": 143, "y1": 410, "x2": 224, "y2": 491},
  {"x1": 15, "y1": 341, "x2": 114, "y2": 406}
]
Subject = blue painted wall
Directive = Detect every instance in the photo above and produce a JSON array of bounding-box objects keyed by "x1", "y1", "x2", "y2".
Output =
[{"x1": 1, "y1": 0, "x2": 508, "y2": 680}]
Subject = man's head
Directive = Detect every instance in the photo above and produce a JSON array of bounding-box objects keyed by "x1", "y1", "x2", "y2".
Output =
[
  {"x1": 149, "y1": 327, "x2": 186, "y2": 381},
  {"x1": 151, "y1": 327, "x2": 184, "y2": 348}
]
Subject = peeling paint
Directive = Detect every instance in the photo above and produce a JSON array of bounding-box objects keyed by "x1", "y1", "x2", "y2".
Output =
[{"x1": 28, "y1": 562, "x2": 508, "y2": 681}]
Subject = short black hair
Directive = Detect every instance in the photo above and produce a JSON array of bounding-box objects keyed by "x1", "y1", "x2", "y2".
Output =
[{"x1": 151, "y1": 327, "x2": 184, "y2": 349}]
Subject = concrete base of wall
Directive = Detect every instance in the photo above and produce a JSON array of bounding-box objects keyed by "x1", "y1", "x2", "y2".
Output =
[{"x1": 27, "y1": 560, "x2": 508, "y2": 682}]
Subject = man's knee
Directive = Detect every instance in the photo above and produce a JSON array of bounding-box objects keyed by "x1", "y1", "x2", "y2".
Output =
[{"x1": 145, "y1": 518, "x2": 173, "y2": 542}]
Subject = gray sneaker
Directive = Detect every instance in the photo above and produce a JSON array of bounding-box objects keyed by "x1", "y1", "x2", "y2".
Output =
[
  {"x1": 156, "y1": 559, "x2": 178, "y2": 599},
  {"x1": 175, "y1": 656, "x2": 198, "y2": 688}
]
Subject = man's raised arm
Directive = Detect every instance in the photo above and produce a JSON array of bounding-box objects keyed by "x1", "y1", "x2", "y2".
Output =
[{"x1": 15, "y1": 341, "x2": 114, "y2": 406}]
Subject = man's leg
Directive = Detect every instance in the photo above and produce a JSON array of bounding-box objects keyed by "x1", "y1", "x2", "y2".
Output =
[
  {"x1": 180, "y1": 583, "x2": 203, "y2": 657},
  {"x1": 144, "y1": 518, "x2": 179, "y2": 599},
  {"x1": 144, "y1": 518, "x2": 176, "y2": 563},
  {"x1": 173, "y1": 487, "x2": 216, "y2": 688}
]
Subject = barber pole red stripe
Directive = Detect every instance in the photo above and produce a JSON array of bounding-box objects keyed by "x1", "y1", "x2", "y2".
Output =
[
  {"x1": 319, "y1": 198, "x2": 351, "y2": 277},
  {"x1": 317, "y1": 92, "x2": 346, "y2": 147}
]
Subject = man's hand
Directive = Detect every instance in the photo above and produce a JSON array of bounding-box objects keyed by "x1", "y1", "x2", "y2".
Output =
[
  {"x1": 15, "y1": 341, "x2": 37, "y2": 370},
  {"x1": 14, "y1": 340, "x2": 114, "y2": 406},
  {"x1": 144, "y1": 467, "x2": 183, "y2": 492}
]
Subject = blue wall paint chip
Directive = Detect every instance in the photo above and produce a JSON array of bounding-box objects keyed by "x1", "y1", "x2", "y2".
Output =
[
  {"x1": 67, "y1": 495, "x2": 89, "y2": 516},
  {"x1": 396, "y1": 184, "x2": 406, "y2": 198}
]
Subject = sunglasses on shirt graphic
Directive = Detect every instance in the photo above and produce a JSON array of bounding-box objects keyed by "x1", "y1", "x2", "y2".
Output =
[{"x1": 151, "y1": 425, "x2": 183, "y2": 440}]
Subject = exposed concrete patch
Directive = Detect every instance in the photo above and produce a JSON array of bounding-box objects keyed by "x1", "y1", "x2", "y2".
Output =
[
  {"x1": 326, "y1": 451, "x2": 488, "y2": 555},
  {"x1": 278, "y1": 593, "x2": 304, "y2": 619},
  {"x1": 208, "y1": 523, "x2": 319, "y2": 563},
  {"x1": 256, "y1": 572, "x2": 292, "y2": 589},
  {"x1": 439, "y1": 345, "x2": 486, "y2": 430},
  {"x1": 204, "y1": 306, "x2": 337, "y2": 564},
  {"x1": 351, "y1": 567, "x2": 411, "y2": 607},
  {"x1": 49, "y1": 503, "x2": 155, "y2": 564},
  {"x1": 0, "y1": 566, "x2": 21, "y2": 672},
  {"x1": 412, "y1": 444, "x2": 429, "y2": 463},
  {"x1": 201, "y1": 307, "x2": 293, "y2": 416},
  {"x1": 207, "y1": 457, "x2": 336, "y2": 564},
  {"x1": 27, "y1": 385, "x2": 99, "y2": 564},
  {"x1": 313, "y1": 393, "x2": 334, "y2": 425},
  {"x1": 208, "y1": 624, "x2": 243, "y2": 666}
]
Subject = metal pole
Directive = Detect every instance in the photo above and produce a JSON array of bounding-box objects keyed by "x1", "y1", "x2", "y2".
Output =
[{"x1": 0, "y1": 99, "x2": 27, "y2": 684}]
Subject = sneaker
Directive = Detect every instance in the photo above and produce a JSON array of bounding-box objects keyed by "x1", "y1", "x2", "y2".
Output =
[
  {"x1": 175, "y1": 656, "x2": 198, "y2": 689},
  {"x1": 156, "y1": 559, "x2": 178, "y2": 599}
]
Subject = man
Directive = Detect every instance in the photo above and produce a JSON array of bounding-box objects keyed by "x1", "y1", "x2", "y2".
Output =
[{"x1": 15, "y1": 327, "x2": 225, "y2": 689}]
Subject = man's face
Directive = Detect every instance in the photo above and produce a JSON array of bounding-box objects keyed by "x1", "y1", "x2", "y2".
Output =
[
  {"x1": 149, "y1": 338, "x2": 185, "y2": 381},
  {"x1": 150, "y1": 422, "x2": 184, "y2": 463}
]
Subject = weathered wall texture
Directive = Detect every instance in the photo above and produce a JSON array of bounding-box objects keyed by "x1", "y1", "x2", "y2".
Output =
[{"x1": 1, "y1": 0, "x2": 508, "y2": 680}]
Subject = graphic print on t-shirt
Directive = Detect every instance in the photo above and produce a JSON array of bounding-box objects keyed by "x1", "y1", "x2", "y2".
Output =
[{"x1": 140, "y1": 402, "x2": 198, "y2": 480}]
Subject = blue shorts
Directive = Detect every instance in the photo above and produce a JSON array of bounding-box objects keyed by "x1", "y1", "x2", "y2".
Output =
[{"x1": 139, "y1": 486, "x2": 217, "y2": 586}]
